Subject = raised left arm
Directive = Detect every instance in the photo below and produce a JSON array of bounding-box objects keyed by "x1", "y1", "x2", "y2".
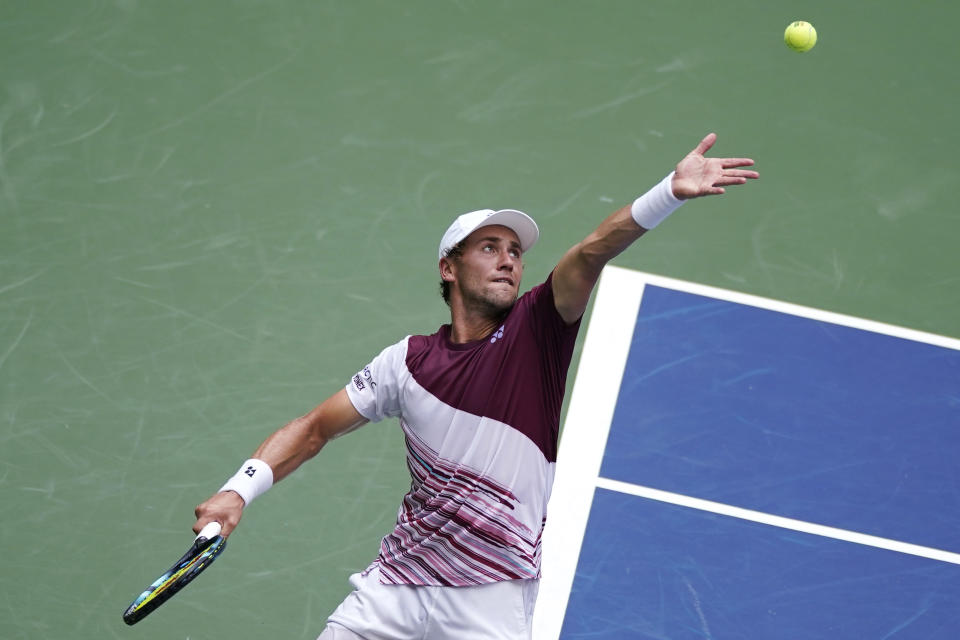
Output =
[{"x1": 552, "y1": 133, "x2": 758, "y2": 324}]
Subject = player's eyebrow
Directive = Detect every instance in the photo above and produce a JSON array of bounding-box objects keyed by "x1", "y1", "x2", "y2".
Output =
[{"x1": 477, "y1": 236, "x2": 522, "y2": 251}]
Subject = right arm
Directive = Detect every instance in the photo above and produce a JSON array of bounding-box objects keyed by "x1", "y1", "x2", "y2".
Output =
[{"x1": 193, "y1": 388, "x2": 367, "y2": 537}]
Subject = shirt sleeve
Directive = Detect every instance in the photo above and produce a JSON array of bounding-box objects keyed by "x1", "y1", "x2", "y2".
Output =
[
  {"x1": 344, "y1": 337, "x2": 410, "y2": 423},
  {"x1": 521, "y1": 271, "x2": 583, "y2": 408},
  {"x1": 526, "y1": 270, "x2": 582, "y2": 348}
]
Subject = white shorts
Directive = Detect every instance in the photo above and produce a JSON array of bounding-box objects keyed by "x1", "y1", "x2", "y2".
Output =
[{"x1": 318, "y1": 564, "x2": 539, "y2": 640}]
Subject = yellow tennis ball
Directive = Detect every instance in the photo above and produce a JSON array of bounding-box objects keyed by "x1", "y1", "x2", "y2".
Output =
[{"x1": 784, "y1": 21, "x2": 817, "y2": 52}]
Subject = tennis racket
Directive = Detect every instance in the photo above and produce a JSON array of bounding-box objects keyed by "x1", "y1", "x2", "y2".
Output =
[{"x1": 122, "y1": 521, "x2": 227, "y2": 625}]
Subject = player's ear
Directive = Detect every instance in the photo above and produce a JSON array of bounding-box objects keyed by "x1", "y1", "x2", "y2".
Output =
[{"x1": 439, "y1": 257, "x2": 456, "y2": 283}]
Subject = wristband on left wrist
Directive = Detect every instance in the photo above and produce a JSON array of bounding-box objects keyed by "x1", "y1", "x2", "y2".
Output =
[{"x1": 630, "y1": 171, "x2": 685, "y2": 230}]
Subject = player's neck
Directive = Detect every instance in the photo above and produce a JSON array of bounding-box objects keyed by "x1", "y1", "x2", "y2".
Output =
[{"x1": 448, "y1": 307, "x2": 506, "y2": 344}]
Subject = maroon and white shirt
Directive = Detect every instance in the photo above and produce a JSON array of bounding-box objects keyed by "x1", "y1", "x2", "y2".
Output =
[{"x1": 345, "y1": 273, "x2": 581, "y2": 586}]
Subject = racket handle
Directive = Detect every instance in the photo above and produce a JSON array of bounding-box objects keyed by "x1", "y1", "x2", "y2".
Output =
[{"x1": 196, "y1": 521, "x2": 222, "y2": 541}]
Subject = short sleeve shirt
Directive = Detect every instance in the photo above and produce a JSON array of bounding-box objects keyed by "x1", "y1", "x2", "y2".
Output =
[{"x1": 346, "y1": 273, "x2": 581, "y2": 586}]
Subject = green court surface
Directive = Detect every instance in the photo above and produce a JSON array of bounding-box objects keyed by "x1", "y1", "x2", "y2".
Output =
[{"x1": 1, "y1": 2, "x2": 957, "y2": 638}]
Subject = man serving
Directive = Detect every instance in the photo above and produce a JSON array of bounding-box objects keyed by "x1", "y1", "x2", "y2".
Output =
[{"x1": 194, "y1": 133, "x2": 758, "y2": 639}]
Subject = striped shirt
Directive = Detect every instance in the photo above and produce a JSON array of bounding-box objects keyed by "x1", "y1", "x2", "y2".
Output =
[{"x1": 345, "y1": 273, "x2": 581, "y2": 586}]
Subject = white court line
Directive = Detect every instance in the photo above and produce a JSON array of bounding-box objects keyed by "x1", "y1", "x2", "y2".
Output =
[
  {"x1": 533, "y1": 267, "x2": 642, "y2": 640},
  {"x1": 533, "y1": 266, "x2": 960, "y2": 640},
  {"x1": 596, "y1": 477, "x2": 960, "y2": 567}
]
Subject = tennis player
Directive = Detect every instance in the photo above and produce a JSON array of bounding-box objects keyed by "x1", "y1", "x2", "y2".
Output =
[{"x1": 193, "y1": 133, "x2": 757, "y2": 639}]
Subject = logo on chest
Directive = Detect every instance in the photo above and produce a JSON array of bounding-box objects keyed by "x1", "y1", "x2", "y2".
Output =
[{"x1": 489, "y1": 325, "x2": 505, "y2": 344}]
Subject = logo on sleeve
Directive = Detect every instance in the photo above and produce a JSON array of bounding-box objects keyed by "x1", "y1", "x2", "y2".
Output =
[
  {"x1": 362, "y1": 366, "x2": 377, "y2": 388},
  {"x1": 353, "y1": 374, "x2": 365, "y2": 391}
]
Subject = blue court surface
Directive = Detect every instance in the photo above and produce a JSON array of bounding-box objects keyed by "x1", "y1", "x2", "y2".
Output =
[{"x1": 533, "y1": 267, "x2": 960, "y2": 639}]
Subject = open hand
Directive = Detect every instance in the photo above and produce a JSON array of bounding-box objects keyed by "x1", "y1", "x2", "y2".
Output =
[{"x1": 671, "y1": 133, "x2": 759, "y2": 199}]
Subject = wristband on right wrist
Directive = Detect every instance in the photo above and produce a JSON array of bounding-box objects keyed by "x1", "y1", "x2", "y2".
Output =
[
  {"x1": 219, "y1": 458, "x2": 273, "y2": 507},
  {"x1": 630, "y1": 171, "x2": 685, "y2": 230}
]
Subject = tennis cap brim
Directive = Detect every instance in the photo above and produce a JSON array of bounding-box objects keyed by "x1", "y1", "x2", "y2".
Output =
[{"x1": 438, "y1": 209, "x2": 539, "y2": 261}]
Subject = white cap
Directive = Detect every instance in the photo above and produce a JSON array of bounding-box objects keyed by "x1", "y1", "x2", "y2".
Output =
[{"x1": 438, "y1": 209, "x2": 539, "y2": 261}]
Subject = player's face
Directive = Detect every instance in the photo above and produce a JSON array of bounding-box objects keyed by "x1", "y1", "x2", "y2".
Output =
[{"x1": 451, "y1": 225, "x2": 523, "y2": 316}]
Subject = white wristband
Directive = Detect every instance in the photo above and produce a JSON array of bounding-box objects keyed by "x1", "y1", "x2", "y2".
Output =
[
  {"x1": 219, "y1": 458, "x2": 273, "y2": 507},
  {"x1": 630, "y1": 171, "x2": 685, "y2": 230}
]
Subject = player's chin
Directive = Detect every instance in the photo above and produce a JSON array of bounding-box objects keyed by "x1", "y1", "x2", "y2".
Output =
[
  {"x1": 493, "y1": 284, "x2": 519, "y2": 302},
  {"x1": 480, "y1": 289, "x2": 517, "y2": 313}
]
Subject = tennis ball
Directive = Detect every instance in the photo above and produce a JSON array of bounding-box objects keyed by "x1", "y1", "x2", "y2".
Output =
[{"x1": 784, "y1": 21, "x2": 817, "y2": 52}]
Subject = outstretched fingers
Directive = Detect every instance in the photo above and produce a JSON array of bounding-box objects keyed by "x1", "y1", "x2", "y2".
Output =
[
  {"x1": 673, "y1": 135, "x2": 758, "y2": 199},
  {"x1": 711, "y1": 165, "x2": 759, "y2": 189},
  {"x1": 712, "y1": 176, "x2": 746, "y2": 188},
  {"x1": 713, "y1": 163, "x2": 759, "y2": 185},
  {"x1": 721, "y1": 157, "x2": 758, "y2": 170},
  {"x1": 722, "y1": 167, "x2": 759, "y2": 176},
  {"x1": 718, "y1": 167, "x2": 760, "y2": 179}
]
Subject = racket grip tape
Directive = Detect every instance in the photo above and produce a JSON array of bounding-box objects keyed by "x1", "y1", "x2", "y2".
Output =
[{"x1": 196, "y1": 521, "x2": 222, "y2": 541}]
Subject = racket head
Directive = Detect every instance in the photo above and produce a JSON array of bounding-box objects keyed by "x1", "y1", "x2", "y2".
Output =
[{"x1": 122, "y1": 523, "x2": 227, "y2": 626}]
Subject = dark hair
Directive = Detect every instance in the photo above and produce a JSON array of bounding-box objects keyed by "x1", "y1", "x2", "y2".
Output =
[{"x1": 438, "y1": 240, "x2": 466, "y2": 306}]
